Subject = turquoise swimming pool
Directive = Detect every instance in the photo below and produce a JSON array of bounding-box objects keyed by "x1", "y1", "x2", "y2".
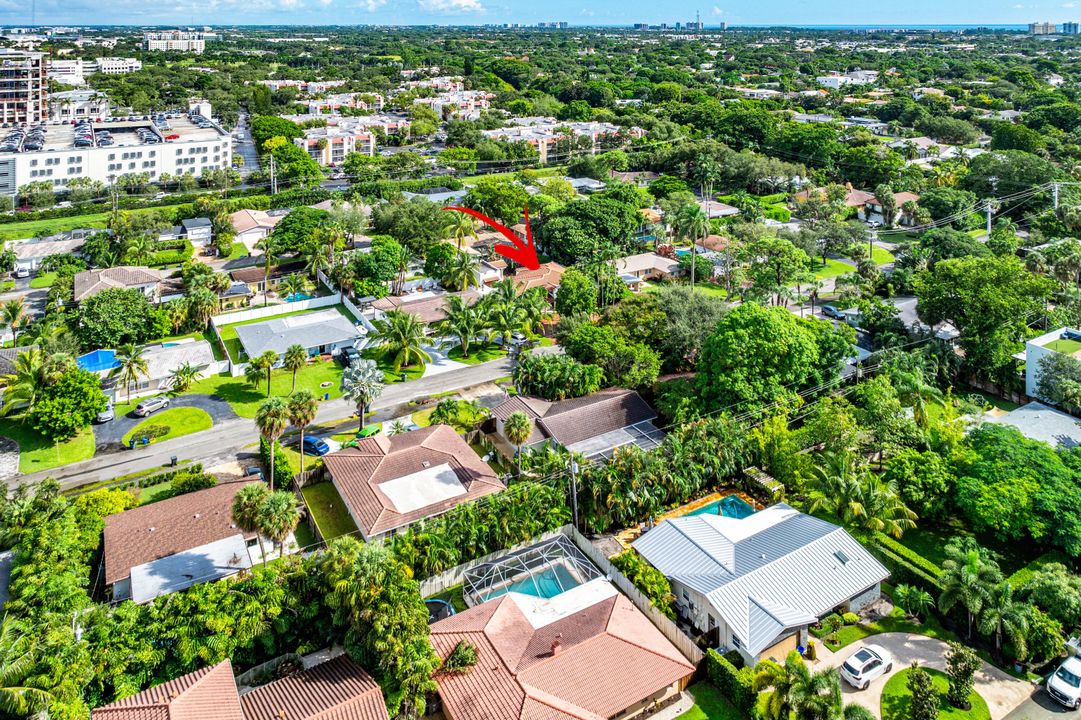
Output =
[
  {"x1": 686, "y1": 494, "x2": 756, "y2": 520},
  {"x1": 284, "y1": 292, "x2": 313, "y2": 302},
  {"x1": 77, "y1": 349, "x2": 119, "y2": 373},
  {"x1": 480, "y1": 562, "x2": 581, "y2": 601}
]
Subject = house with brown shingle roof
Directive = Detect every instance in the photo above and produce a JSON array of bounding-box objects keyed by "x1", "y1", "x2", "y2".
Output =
[
  {"x1": 73, "y1": 266, "x2": 166, "y2": 303},
  {"x1": 103, "y1": 479, "x2": 261, "y2": 604},
  {"x1": 240, "y1": 655, "x2": 388, "y2": 720},
  {"x1": 491, "y1": 388, "x2": 663, "y2": 461},
  {"x1": 322, "y1": 425, "x2": 504, "y2": 542},
  {"x1": 229, "y1": 261, "x2": 306, "y2": 294},
  {"x1": 429, "y1": 579, "x2": 695, "y2": 720},
  {"x1": 370, "y1": 290, "x2": 481, "y2": 326},
  {"x1": 92, "y1": 659, "x2": 245, "y2": 720}
]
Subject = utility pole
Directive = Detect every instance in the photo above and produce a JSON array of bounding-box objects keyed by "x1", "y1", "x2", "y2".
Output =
[
  {"x1": 985, "y1": 200, "x2": 996, "y2": 235},
  {"x1": 1054, "y1": 182, "x2": 1061, "y2": 211},
  {"x1": 569, "y1": 459, "x2": 579, "y2": 531},
  {"x1": 269, "y1": 155, "x2": 277, "y2": 195}
]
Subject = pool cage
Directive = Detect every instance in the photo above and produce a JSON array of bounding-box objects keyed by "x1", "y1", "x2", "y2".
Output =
[{"x1": 463, "y1": 535, "x2": 604, "y2": 608}]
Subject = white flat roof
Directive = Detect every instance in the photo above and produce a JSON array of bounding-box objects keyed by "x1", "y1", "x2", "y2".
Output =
[
  {"x1": 378, "y1": 462, "x2": 466, "y2": 514},
  {"x1": 508, "y1": 578, "x2": 618, "y2": 629},
  {"x1": 129, "y1": 533, "x2": 251, "y2": 604}
]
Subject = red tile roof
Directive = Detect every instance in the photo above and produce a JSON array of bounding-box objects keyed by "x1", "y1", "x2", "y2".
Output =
[
  {"x1": 240, "y1": 656, "x2": 389, "y2": 720},
  {"x1": 103, "y1": 479, "x2": 259, "y2": 586},
  {"x1": 512, "y1": 263, "x2": 565, "y2": 293},
  {"x1": 322, "y1": 425, "x2": 503, "y2": 538},
  {"x1": 92, "y1": 660, "x2": 244, "y2": 720},
  {"x1": 429, "y1": 590, "x2": 694, "y2": 720}
]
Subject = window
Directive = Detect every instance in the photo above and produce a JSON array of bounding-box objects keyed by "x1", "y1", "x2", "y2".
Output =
[
  {"x1": 708, "y1": 615, "x2": 716, "y2": 630},
  {"x1": 731, "y1": 634, "x2": 742, "y2": 649},
  {"x1": 681, "y1": 589, "x2": 690, "y2": 601}
]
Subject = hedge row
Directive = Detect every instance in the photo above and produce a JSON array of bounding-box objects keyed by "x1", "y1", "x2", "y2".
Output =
[
  {"x1": 705, "y1": 649, "x2": 756, "y2": 716},
  {"x1": 871, "y1": 542, "x2": 943, "y2": 591},
  {"x1": 1007, "y1": 551, "x2": 1070, "y2": 589},
  {"x1": 259, "y1": 436, "x2": 295, "y2": 487},
  {"x1": 873, "y1": 532, "x2": 943, "y2": 579}
]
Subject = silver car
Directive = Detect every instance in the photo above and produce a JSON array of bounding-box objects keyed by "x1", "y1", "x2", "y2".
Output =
[{"x1": 133, "y1": 396, "x2": 170, "y2": 417}]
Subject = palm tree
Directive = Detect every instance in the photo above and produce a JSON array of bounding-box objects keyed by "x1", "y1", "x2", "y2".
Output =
[
  {"x1": 305, "y1": 249, "x2": 331, "y2": 281},
  {"x1": 487, "y1": 301, "x2": 526, "y2": 347},
  {"x1": 255, "y1": 235, "x2": 278, "y2": 307},
  {"x1": 430, "y1": 398, "x2": 460, "y2": 427},
  {"x1": 280, "y1": 272, "x2": 312, "y2": 301},
  {"x1": 516, "y1": 288, "x2": 549, "y2": 336},
  {"x1": 849, "y1": 473, "x2": 917, "y2": 539},
  {"x1": 233, "y1": 483, "x2": 271, "y2": 566},
  {"x1": 245, "y1": 350, "x2": 278, "y2": 397},
  {"x1": 287, "y1": 390, "x2": 318, "y2": 478},
  {"x1": 444, "y1": 251, "x2": 479, "y2": 292},
  {"x1": 370, "y1": 310, "x2": 431, "y2": 372},
  {"x1": 258, "y1": 490, "x2": 301, "y2": 559},
  {"x1": 894, "y1": 583, "x2": 935, "y2": 622},
  {"x1": 438, "y1": 296, "x2": 487, "y2": 359},
  {"x1": 168, "y1": 361, "x2": 203, "y2": 393},
  {"x1": 109, "y1": 343, "x2": 149, "y2": 405},
  {"x1": 753, "y1": 651, "x2": 802, "y2": 720},
  {"x1": 790, "y1": 664, "x2": 843, "y2": 720},
  {"x1": 387, "y1": 419, "x2": 409, "y2": 436},
  {"x1": 887, "y1": 356, "x2": 943, "y2": 429},
  {"x1": 341, "y1": 359, "x2": 385, "y2": 430},
  {"x1": 0, "y1": 615, "x2": 52, "y2": 716},
  {"x1": 450, "y1": 212, "x2": 477, "y2": 251},
  {"x1": 391, "y1": 244, "x2": 412, "y2": 296},
  {"x1": 186, "y1": 287, "x2": 218, "y2": 330},
  {"x1": 1, "y1": 299, "x2": 24, "y2": 346},
  {"x1": 674, "y1": 204, "x2": 709, "y2": 291},
  {"x1": 978, "y1": 582, "x2": 1029, "y2": 659},
  {"x1": 940, "y1": 537, "x2": 1003, "y2": 639},
  {"x1": 282, "y1": 344, "x2": 307, "y2": 393},
  {"x1": 255, "y1": 396, "x2": 290, "y2": 491},
  {"x1": 0, "y1": 349, "x2": 56, "y2": 415},
  {"x1": 807, "y1": 451, "x2": 865, "y2": 520},
  {"x1": 504, "y1": 410, "x2": 532, "y2": 477}
]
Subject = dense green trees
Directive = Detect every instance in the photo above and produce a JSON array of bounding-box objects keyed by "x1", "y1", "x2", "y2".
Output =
[
  {"x1": 513, "y1": 351, "x2": 603, "y2": 400},
  {"x1": 76, "y1": 289, "x2": 167, "y2": 350}
]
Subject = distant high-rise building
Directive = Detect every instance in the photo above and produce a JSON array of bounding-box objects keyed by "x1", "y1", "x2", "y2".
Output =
[
  {"x1": 0, "y1": 50, "x2": 47, "y2": 125},
  {"x1": 1064, "y1": 21, "x2": 1079, "y2": 34},
  {"x1": 633, "y1": 23, "x2": 649, "y2": 30},
  {"x1": 144, "y1": 30, "x2": 207, "y2": 52},
  {"x1": 1029, "y1": 21, "x2": 1057, "y2": 34},
  {"x1": 721, "y1": 21, "x2": 728, "y2": 29},
  {"x1": 558, "y1": 21, "x2": 569, "y2": 28}
]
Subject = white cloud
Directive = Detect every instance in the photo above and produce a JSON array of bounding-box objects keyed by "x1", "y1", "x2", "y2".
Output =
[
  {"x1": 579, "y1": 7, "x2": 593, "y2": 15},
  {"x1": 711, "y1": 5, "x2": 723, "y2": 14},
  {"x1": 1012, "y1": 3, "x2": 1025, "y2": 7},
  {"x1": 1063, "y1": 2, "x2": 1076, "y2": 7},
  {"x1": 362, "y1": 0, "x2": 386, "y2": 10},
  {"x1": 418, "y1": 0, "x2": 484, "y2": 12}
]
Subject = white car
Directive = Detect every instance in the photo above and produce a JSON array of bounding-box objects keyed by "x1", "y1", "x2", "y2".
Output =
[
  {"x1": 1048, "y1": 656, "x2": 1081, "y2": 709},
  {"x1": 839, "y1": 645, "x2": 893, "y2": 690}
]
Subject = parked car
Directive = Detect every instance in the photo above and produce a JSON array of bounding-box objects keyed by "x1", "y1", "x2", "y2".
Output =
[
  {"x1": 821, "y1": 304, "x2": 845, "y2": 320},
  {"x1": 244, "y1": 466, "x2": 264, "y2": 482},
  {"x1": 133, "y1": 396, "x2": 170, "y2": 417},
  {"x1": 13, "y1": 267, "x2": 28, "y2": 279},
  {"x1": 839, "y1": 645, "x2": 893, "y2": 690},
  {"x1": 95, "y1": 401, "x2": 115, "y2": 423},
  {"x1": 340, "y1": 347, "x2": 360, "y2": 367},
  {"x1": 301, "y1": 436, "x2": 332, "y2": 456},
  {"x1": 1048, "y1": 656, "x2": 1081, "y2": 709}
]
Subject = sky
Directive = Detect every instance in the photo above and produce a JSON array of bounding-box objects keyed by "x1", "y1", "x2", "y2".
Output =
[{"x1": 2, "y1": 0, "x2": 1078, "y2": 31}]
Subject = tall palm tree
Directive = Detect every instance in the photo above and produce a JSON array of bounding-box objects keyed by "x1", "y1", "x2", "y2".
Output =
[
  {"x1": 232, "y1": 483, "x2": 271, "y2": 565},
  {"x1": 887, "y1": 356, "x2": 943, "y2": 430},
  {"x1": 753, "y1": 651, "x2": 803, "y2": 720},
  {"x1": 282, "y1": 344, "x2": 307, "y2": 393},
  {"x1": 978, "y1": 582, "x2": 1029, "y2": 659},
  {"x1": 0, "y1": 615, "x2": 52, "y2": 716},
  {"x1": 504, "y1": 410, "x2": 532, "y2": 477},
  {"x1": 487, "y1": 301, "x2": 526, "y2": 347},
  {"x1": 489, "y1": 278, "x2": 518, "y2": 306},
  {"x1": 391, "y1": 244, "x2": 412, "y2": 296},
  {"x1": 0, "y1": 348, "x2": 63, "y2": 415},
  {"x1": 940, "y1": 537, "x2": 1003, "y2": 639},
  {"x1": 255, "y1": 235, "x2": 278, "y2": 307},
  {"x1": 255, "y1": 396, "x2": 290, "y2": 491},
  {"x1": 287, "y1": 390, "x2": 318, "y2": 478},
  {"x1": 110, "y1": 343, "x2": 149, "y2": 406},
  {"x1": 168, "y1": 361, "x2": 203, "y2": 393},
  {"x1": 450, "y1": 212, "x2": 477, "y2": 251},
  {"x1": 438, "y1": 296, "x2": 487, "y2": 359},
  {"x1": 674, "y1": 204, "x2": 709, "y2": 291},
  {"x1": 0, "y1": 299, "x2": 24, "y2": 346},
  {"x1": 790, "y1": 664, "x2": 843, "y2": 720},
  {"x1": 807, "y1": 451, "x2": 865, "y2": 521},
  {"x1": 245, "y1": 350, "x2": 278, "y2": 397},
  {"x1": 186, "y1": 287, "x2": 218, "y2": 330},
  {"x1": 444, "y1": 251, "x2": 480, "y2": 292},
  {"x1": 341, "y1": 359, "x2": 385, "y2": 431},
  {"x1": 258, "y1": 490, "x2": 301, "y2": 559},
  {"x1": 516, "y1": 288, "x2": 549, "y2": 337},
  {"x1": 370, "y1": 310, "x2": 431, "y2": 372},
  {"x1": 280, "y1": 272, "x2": 312, "y2": 300}
]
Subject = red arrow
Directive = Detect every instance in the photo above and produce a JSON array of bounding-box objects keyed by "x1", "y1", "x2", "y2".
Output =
[{"x1": 442, "y1": 205, "x2": 541, "y2": 271}]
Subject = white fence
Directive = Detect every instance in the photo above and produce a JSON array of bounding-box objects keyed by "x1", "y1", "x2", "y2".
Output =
[{"x1": 210, "y1": 293, "x2": 342, "y2": 329}]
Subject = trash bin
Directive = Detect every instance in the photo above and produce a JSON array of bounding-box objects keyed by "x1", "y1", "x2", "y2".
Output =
[
  {"x1": 170, "y1": 455, "x2": 177, "y2": 467},
  {"x1": 129, "y1": 438, "x2": 136, "y2": 450},
  {"x1": 323, "y1": 392, "x2": 329, "y2": 401},
  {"x1": 141, "y1": 436, "x2": 149, "y2": 446}
]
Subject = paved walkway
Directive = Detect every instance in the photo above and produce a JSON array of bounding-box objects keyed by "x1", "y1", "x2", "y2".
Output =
[{"x1": 817, "y1": 633, "x2": 1033, "y2": 720}]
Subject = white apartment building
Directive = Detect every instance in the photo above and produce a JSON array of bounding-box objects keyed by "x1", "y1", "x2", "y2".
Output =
[
  {"x1": 1029, "y1": 21, "x2": 1058, "y2": 34},
  {"x1": 0, "y1": 116, "x2": 232, "y2": 196},
  {"x1": 816, "y1": 69, "x2": 879, "y2": 89},
  {"x1": 283, "y1": 113, "x2": 411, "y2": 137},
  {"x1": 481, "y1": 117, "x2": 643, "y2": 164},
  {"x1": 258, "y1": 79, "x2": 348, "y2": 93},
  {"x1": 294, "y1": 123, "x2": 376, "y2": 166},
  {"x1": 95, "y1": 57, "x2": 142, "y2": 75},
  {"x1": 49, "y1": 90, "x2": 111, "y2": 122},
  {"x1": 48, "y1": 57, "x2": 141, "y2": 85},
  {"x1": 144, "y1": 31, "x2": 207, "y2": 53},
  {"x1": 413, "y1": 90, "x2": 493, "y2": 120},
  {"x1": 0, "y1": 50, "x2": 47, "y2": 125},
  {"x1": 402, "y1": 75, "x2": 464, "y2": 92},
  {"x1": 304, "y1": 92, "x2": 385, "y2": 115}
]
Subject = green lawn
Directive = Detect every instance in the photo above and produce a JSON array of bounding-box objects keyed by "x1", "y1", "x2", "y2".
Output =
[
  {"x1": 229, "y1": 241, "x2": 249, "y2": 258},
  {"x1": 812, "y1": 256, "x2": 855, "y2": 280},
  {"x1": 447, "y1": 343, "x2": 508, "y2": 365},
  {"x1": 361, "y1": 347, "x2": 426, "y2": 384},
  {"x1": 301, "y1": 482, "x2": 359, "y2": 541},
  {"x1": 122, "y1": 407, "x2": 212, "y2": 446},
  {"x1": 137, "y1": 481, "x2": 175, "y2": 505},
  {"x1": 215, "y1": 305, "x2": 359, "y2": 363},
  {"x1": 462, "y1": 166, "x2": 566, "y2": 185},
  {"x1": 28, "y1": 272, "x2": 56, "y2": 289},
  {"x1": 426, "y1": 584, "x2": 469, "y2": 613},
  {"x1": 871, "y1": 246, "x2": 896, "y2": 265},
  {"x1": 678, "y1": 683, "x2": 747, "y2": 720},
  {"x1": 0, "y1": 202, "x2": 189, "y2": 241},
  {"x1": 1044, "y1": 337, "x2": 1081, "y2": 354},
  {"x1": 0, "y1": 418, "x2": 96, "y2": 474},
  {"x1": 187, "y1": 359, "x2": 344, "y2": 419},
  {"x1": 882, "y1": 668, "x2": 990, "y2": 720},
  {"x1": 293, "y1": 520, "x2": 317, "y2": 550}
]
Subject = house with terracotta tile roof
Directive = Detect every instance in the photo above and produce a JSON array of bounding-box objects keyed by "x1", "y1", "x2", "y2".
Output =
[
  {"x1": 491, "y1": 388, "x2": 664, "y2": 461},
  {"x1": 511, "y1": 262, "x2": 565, "y2": 296},
  {"x1": 103, "y1": 479, "x2": 262, "y2": 604},
  {"x1": 370, "y1": 290, "x2": 481, "y2": 326},
  {"x1": 322, "y1": 425, "x2": 504, "y2": 542},
  {"x1": 92, "y1": 659, "x2": 245, "y2": 720},
  {"x1": 429, "y1": 578, "x2": 695, "y2": 720},
  {"x1": 240, "y1": 655, "x2": 388, "y2": 720}
]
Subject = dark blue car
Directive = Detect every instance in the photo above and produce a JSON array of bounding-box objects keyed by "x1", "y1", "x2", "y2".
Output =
[{"x1": 301, "y1": 436, "x2": 331, "y2": 456}]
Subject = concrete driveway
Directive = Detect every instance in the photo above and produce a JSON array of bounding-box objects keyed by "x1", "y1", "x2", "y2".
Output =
[
  {"x1": 1003, "y1": 689, "x2": 1074, "y2": 720},
  {"x1": 93, "y1": 393, "x2": 238, "y2": 449},
  {"x1": 818, "y1": 633, "x2": 1033, "y2": 720}
]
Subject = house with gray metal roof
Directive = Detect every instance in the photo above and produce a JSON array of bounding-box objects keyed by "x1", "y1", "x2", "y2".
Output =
[
  {"x1": 233, "y1": 308, "x2": 360, "y2": 362},
  {"x1": 633, "y1": 503, "x2": 888, "y2": 665}
]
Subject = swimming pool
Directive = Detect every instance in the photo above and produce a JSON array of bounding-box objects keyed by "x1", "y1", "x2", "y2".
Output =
[
  {"x1": 480, "y1": 562, "x2": 582, "y2": 602},
  {"x1": 675, "y1": 248, "x2": 691, "y2": 256},
  {"x1": 77, "y1": 349, "x2": 119, "y2": 373},
  {"x1": 284, "y1": 292, "x2": 313, "y2": 303},
  {"x1": 686, "y1": 494, "x2": 756, "y2": 520}
]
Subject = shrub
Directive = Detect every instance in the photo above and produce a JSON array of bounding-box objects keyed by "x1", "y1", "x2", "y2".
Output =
[
  {"x1": 705, "y1": 649, "x2": 756, "y2": 715},
  {"x1": 763, "y1": 205, "x2": 792, "y2": 222},
  {"x1": 610, "y1": 550, "x2": 676, "y2": 619},
  {"x1": 842, "y1": 612, "x2": 860, "y2": 625},
  {"x1": 442, "y1": 640, "x2": 478, "y2": 673},
  {"x1": 945, "y1": 642, "x2": 980, "y2": 710},
  {"x1": 805, "y1": 639, "x2": 817, "y2": 661},
  {"x1": 134, "y1": 424, "x2": 170, "y2": 441},
  {"x1": 170, "y1": 471, "x2": 217, "y2": 496},
  {"x1": 821, "y1": 613, "x2": 844, "y2": 635},
  {"x1": 722, "y1": 649, "x2": 745, "y2": 669}
]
